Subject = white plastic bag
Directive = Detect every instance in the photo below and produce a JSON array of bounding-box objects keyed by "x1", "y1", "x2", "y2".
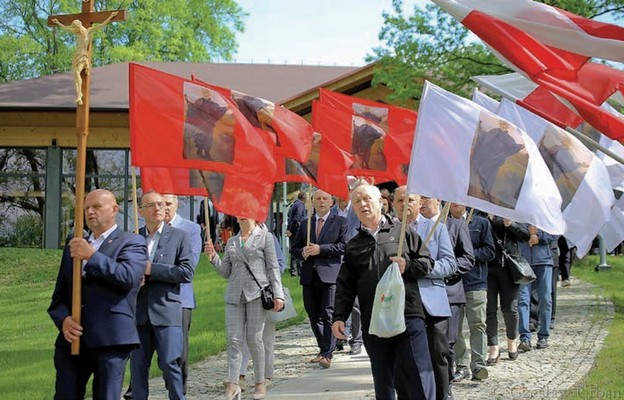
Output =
[
  {"x1": 368, "y1": 262, "x2": 406, "y2": 338},
  {"x1": 268, "y1": 287, "x2": 297, "y2": 323}
]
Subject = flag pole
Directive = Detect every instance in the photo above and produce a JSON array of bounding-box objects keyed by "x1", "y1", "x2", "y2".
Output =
[
  {"x1": 305, "y1": 186, "x2": 314, "y2": 246},
  {"x1": 203, "y1": 197, "x2": 211, "y2": 243},
  {"x1": 473, "y1": 78, "x2": 624, "y2": 166},
  {"x1": 466, "y1": 208, "x2": 475, "y2": 225},
  {"x1": 423, "y1": 201, "x2": 451, "y2": 249},
  {"x1": 396, "y1": 192, "x2": 411, "y2": 257},
  {"x1": 131, "y1": 167, "x2": 139, "y2": 234}
]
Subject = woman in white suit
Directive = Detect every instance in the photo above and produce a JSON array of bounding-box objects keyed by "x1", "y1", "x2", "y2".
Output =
[{"x1": 205, "y1": 217, "x2": 284, "y2": 400}]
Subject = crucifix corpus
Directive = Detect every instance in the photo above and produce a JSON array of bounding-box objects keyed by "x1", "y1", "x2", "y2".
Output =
[{"x1": 48, "y1": 0, "x2": 126, "y2": 355}]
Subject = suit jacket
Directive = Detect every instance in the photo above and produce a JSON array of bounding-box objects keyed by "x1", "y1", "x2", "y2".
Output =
[
  {"x1": 170, "y1": 214, "x2": 202, "y2": 309},
  {"x1": 287, "y1": 199, "x2": 306, "y2": 234},
  {"x1": 330, "y1": 204, "x2": 360, "y2": 242},
  {"x1": 136, "y1": 224, "x2": 194, "y2": 326},
  {"x1": 48, "y1": 228, "x2": 147, "y2": 348},
  {"x1": 464, "y1": 214, "x2": 496, "y2": 292},
  {"x1": 290, "y1": 212, "x2": 348, "y2": 285},
  {"x1": 211, "y1": 225, "x2": 284, "y2": 304},
  {"x1": 442, "y1": 217, "x2": 475, "y2": 304}
]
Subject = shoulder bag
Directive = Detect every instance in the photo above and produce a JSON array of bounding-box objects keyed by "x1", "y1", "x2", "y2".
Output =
[{"x1": 493, "y1": 229, "x2": 536, "y2": 285}]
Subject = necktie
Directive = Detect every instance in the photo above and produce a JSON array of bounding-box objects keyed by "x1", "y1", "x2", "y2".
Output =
[{"x1": 316, "y1": 217, "x2": 324, "y2": 239}]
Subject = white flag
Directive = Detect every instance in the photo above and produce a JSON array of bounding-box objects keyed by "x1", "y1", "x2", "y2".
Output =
[
  {"x1": 407, "y1": 81, "x2": 565, "y2": 234},
  {"x1": 601, "y1": 204, "x2": 624, "y2": 253},
  {"x1": 496, "y1": 98, "x2": 615, "y2": 256},
  {"x1": 471, "y1": 88, "x2": 499, "y2": 112}
]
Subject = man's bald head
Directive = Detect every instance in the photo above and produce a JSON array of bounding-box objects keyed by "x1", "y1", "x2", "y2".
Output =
[{"x1": 84, "y1": 189, "x2": 119, "y2": 236}]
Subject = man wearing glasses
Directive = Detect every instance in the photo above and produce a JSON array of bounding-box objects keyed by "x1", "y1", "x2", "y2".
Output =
[{"x1": 130, "y1": 191, "x2": 194, "y2": 400}]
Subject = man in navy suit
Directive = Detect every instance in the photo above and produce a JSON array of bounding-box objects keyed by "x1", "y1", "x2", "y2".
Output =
[
  {"x1": 291, "y1": 189, "x2": 348, "y2": 368},
  {"x1": 48, "y1": 189, "x2": 147, "y2": 400},
  {"x1": 286, "y1": 191, "x2": 308, "y2": 276},
  {"x1": 131, "y1": 191, "x2": 194, "y2": 400}
]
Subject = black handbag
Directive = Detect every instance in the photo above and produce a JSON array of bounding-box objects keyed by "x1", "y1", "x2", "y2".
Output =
[
  {"x1": 240, "y1": 253, "x2": 275, "y2": 310},
  {"x1": 493, "y1": 229, "x2": 537, "y2": 285}
]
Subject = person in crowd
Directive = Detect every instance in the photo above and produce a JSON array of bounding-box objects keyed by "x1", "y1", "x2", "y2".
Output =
[
  {"x1": 48, "y1": 189, "x2": 147, "y2": 400},
  {"x1": 164, "y1": 195, "x2": 202, "y2": 394},
  {"x1": 291, "y1": 189, "x2": 348, "y2": 368},
  {"x1": 333, "y1": 184, "x2": 436, "y2": 400},
  {"x1": 393, "y1": 187, "x2": 457, "y2": 400},
  {"x1": 205, "y1": 216, "x2": 284, "y2": 400},
  {"x1": 330, "y1": 193, "x2": 363, "y2": 354},
  {"x1": 451, "y1": 205, "x2": 495, "y2": 383},
  {"x1": 558, "y1": 236, "x2": 575, "y2": 287},
  {"x1": 486, "y1": 216, "x2": 530, "y2": 364},
  {"x1": 518, "y1": 226, "x2": 557, "y2": 351},
  {"x1": 286, "y1": 191, "x2": 308, "y2": 276},
  {"x1": 381, "y1": 192, "x2": 393, "y2": 215},
  {"x1": 239, "y1": 225, "x2": 286, "y2": 390},
  {"x1": 131, "y1": 191, "x2": 194, "y2": 400}
]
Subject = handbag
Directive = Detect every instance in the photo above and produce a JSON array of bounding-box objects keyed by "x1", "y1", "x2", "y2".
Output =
[
  {"x1": 268, "y1": 287, "x2": 297, "y2": 323},
  {"x1": 368, "y1": 262, "x2": 406, "y2": 338},
  {"x1": 493, "y1": 229, "x2": 537, "y2": 285},
  {"x1": 239, "y1": 244, "x2": 276, "y2": 310}
]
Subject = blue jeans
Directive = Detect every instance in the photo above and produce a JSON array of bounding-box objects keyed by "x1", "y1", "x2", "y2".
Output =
[{"x1": 518, "y1": 265, "x2": 553, "y2": 342}]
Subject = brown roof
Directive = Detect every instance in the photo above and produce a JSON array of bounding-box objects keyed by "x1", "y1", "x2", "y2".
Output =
[{"x1": 0, "y1": 62, "x2": 357, "y2": 111}]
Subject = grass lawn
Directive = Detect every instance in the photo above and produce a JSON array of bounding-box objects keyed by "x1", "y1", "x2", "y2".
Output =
[
  {"x1": 0, "y1": 247, "x2": 305, "y2": 400},
  {"x1": 562, "y1": 255, "x2": 624, "y2": 400}
]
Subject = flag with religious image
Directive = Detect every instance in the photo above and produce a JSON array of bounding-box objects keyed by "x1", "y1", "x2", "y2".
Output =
[
  {"x1": 496, "y1": 98, "x2": 614, "y2": 256},
  {"x1": 129, "y1": 63, "x2": 275, "y2": 183},
  {"x1": 318, "y1": 88, "x2": 417, "y2": 181},
  {"x1": 406, "y1": 81, "x2": 565, "y2": 235},
  {"x1": 275, "y1": 132, "x2": 353, "y2": 200},
  {"x1": 140, "y1": 167, "x2": 207, "y2": 197},
  {"x1": 312, "y1": 100, "x2": 404, "y2": 183},
  {"x1": 191, "y1": 76, "x2": 314, "y2": 163}
]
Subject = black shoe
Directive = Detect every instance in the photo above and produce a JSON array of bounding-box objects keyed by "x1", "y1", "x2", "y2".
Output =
[
  {"x1": 529, "y1": 322, "x2": 538, "y2": 332},
  {"x1": 518, "y1": 340, "x2": 532, "y2": 352},
  {"x1": 471, "y1": 367, "x2": 488, "y2": 381},
  {"x1": 335, "y1": 343, "x2": 344, "y2": 351},
  {"x1": 348, "y1": 345, "x2": 362, "y2": 355},
  {"x1": 536, "y1": 338, "x2": 549, "y2": 349},
  {"x1": 508, "y1": 351, "x2": 518, "y2": 360},
  {"x1": 123, "y1": 387, "x2": 133, "y2": 400},
  {"x1": 452, "y1": 368, "x2": 470, "y2": 382},
  {"x1": 486, "y1": 353, "x2": 500, "y2": 366}
]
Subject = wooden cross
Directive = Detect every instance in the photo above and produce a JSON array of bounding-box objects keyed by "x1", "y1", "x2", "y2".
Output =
[{"x1": 48, "y1": 1, "x2": 126, "y2": 355}]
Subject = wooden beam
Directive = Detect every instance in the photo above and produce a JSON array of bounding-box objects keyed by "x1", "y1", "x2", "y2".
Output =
[
  {"x1": 47, "y1": 10, "x2": 128, "y2": 27},
  {"x1": 0, "y1": 126, "x2": 129, "y2": 148}
]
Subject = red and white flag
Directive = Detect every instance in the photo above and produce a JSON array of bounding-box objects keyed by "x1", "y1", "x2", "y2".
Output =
[
  {"x1": 406, "y1": 81, "x2": 565, "y2": 234},
  {"x1": 432, "y1": 0, "x2": 624, "y2": 62}
]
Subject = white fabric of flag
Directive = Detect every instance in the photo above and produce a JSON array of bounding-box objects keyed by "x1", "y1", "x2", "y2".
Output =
[
  {"x1": 601, "y1": 202, "x2": 624, "y2": 253},
  {"x1": 406, "y1": 81, "x2": 565, "y2": 234},
  {"x1": 496, "y1": 99, "x2": 614, "y2": 256},
  {"x1": 431, "y1": 0, "x2": 624, "y2": 62},
  {"x1": 471, "y1": 88, "x2": 499, "y2": 112}
]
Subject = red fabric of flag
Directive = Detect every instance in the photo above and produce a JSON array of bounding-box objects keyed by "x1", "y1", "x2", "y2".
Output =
[
  {"x1": 129, "y1": 63, "x2": 276, "y2": 182},
  {"x1": 191, "y1": 77, "x2": 314, "y2": 163},
  {"x1": 140, "y1": 167, "x2": 207, "y2": 197},
  {"x1": 312, "y1": 100, "x2": 403, "y2": 182}
]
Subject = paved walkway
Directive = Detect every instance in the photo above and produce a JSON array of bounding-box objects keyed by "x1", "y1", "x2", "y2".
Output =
[{"x1": 146, "y1": 276, "x2": 613, "y2": 399}]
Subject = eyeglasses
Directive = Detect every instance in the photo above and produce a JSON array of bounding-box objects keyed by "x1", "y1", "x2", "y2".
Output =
[{"x1": 141, "y1": 201, "x2": 165, "y2": 209}]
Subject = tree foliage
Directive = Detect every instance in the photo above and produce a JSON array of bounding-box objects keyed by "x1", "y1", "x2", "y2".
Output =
[
  {"x1": 0, "y1": 0, "x2": 246, "y2": 82},
  {"x1": 370, "y1": 0, "x2": 624, "y2": 104}
]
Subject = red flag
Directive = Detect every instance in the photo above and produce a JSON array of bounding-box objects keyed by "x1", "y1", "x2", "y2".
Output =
[
  {"x1": 140, "y1": 167, "x2": 207, "y2": 197},
  {"x1": 275, "y1": 132, "x2": 353, "y2": 200},
  {"x1": 312, "y1": 100, "x2": 405, "y2": 182},
  {"x1": 190, "y1": 77, "x2": 314, "y2": 163},
  {"x1": 129, "y1": 63, "x2": 276, "y2": 182},
  {"x1": 198, "y1": 171, "x2": 274, "y2": 222}
]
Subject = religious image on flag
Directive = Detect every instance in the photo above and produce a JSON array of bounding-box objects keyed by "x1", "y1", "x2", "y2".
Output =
[
  {"x1": 467, "y1": 112, "x2": 529, "y2": 209},
  {"x1": 495, "y1": 98, "x2": 614, "y2": 255},
  {"x1": 191, "y1": 76, "x2": 314, "y2": 163},
  {"x1": 183, "y1": 82, "x2": 235, "y2": 164},
  {"x1": 406, "y1": 81, "x2": 565, "y2": 235},
  {"x1": 140, "y1": 167, "x2": 207, "y2": 197}
]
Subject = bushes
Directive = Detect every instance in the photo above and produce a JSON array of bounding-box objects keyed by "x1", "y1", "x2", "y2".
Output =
[{"x1": 0, "y1": 214, "x2": 43, "y2": 247}]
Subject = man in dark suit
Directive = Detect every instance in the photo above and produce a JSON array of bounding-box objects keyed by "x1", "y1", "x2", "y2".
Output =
[
  {"x1": 48, "y1": 189, "x2": 147, "y2": 400},
  {"x1": 291, "y1": 189, "x2": 348, "y2": 369},
  {"x1": 131, "y1": 191, "x2": 194, "y2": 400},
  {"x1": 196, "y1": 198, "x2": 219, "y2": 243},
  {"x1": 286, "y1": 191, "x2": 308, "y2": 276}
]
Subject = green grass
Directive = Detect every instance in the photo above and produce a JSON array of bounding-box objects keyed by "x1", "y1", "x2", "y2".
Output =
[
  {"x1": 0, "y1": 248, "x2": 305, "y2": 400},
  {"x1": 562, "y1": 255, "x2": 624, "y2": 400}
]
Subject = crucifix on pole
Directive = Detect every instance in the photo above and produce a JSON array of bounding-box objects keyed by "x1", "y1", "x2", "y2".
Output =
[{"x1": 48, "y1": 0, "x2": 127, "y2": 355}]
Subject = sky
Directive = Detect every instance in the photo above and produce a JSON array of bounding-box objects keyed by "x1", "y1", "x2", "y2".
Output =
[{"x1": 232, "y1": 0, "x2": 426, "y2": 67}]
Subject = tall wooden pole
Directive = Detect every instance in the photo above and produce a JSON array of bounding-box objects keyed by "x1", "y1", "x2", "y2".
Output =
[{"x1": 48, "y1": 0, "x2": 126, "y2": 355}]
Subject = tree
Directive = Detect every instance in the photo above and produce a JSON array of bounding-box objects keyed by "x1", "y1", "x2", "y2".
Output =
[
  {"x1": 370, "y1": 0, "x2": 624, "y2": 103},
  {"x1": 0, "y1": 0, "x2": 247, "y2": 82}
]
